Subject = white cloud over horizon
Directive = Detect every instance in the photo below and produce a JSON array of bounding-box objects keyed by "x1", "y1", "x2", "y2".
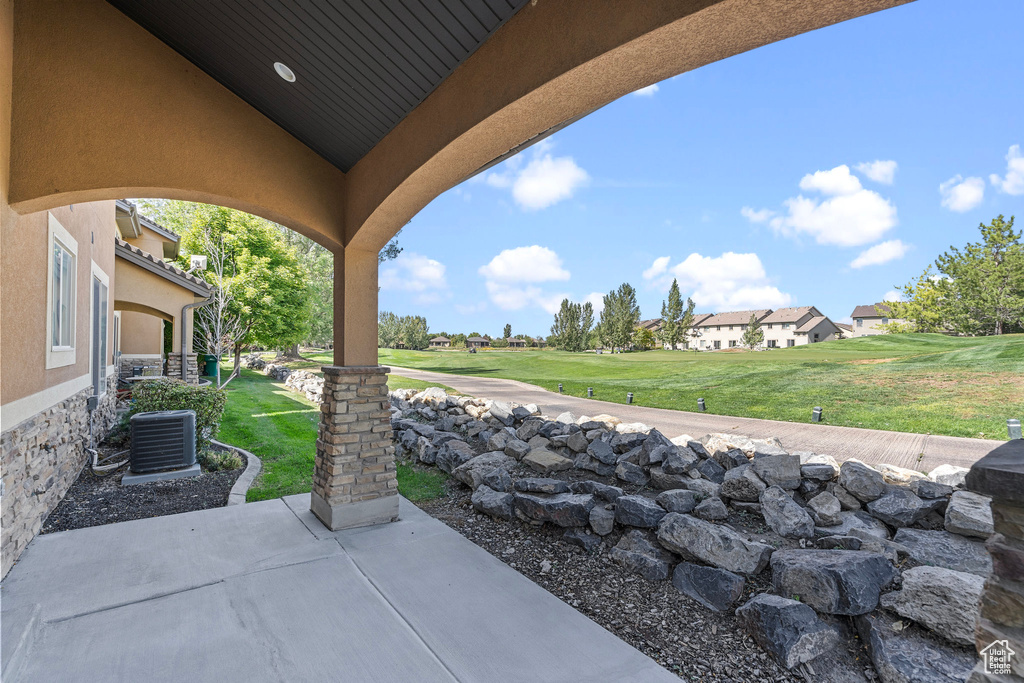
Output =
[
  {"x1": 484, "y1": 141, "x2": 590, "y2": 210},
  {"x1": 632, "y1": 84, "x2": 660, "y2": 97},
  {"x1": 584, "y1": 292, "x2": 605, "y2": 317},
  {"x1": 642, "y1": 251, "x2": 793, "y2": 312},
  {"x1": 882, "y1": 290, "x2": 904, "y2": 303},
  {"x1": 855, "y1": 160, "x2": 898, "y2": 185},
  {"x1": 849, "y1": 239, "x2": 910, "y2": 269},
  {"x1": 939, "y1": 175, "x2": 985, "y2": 212},
  {"x1": 990, "y1": 144, "x2": 1024, "y2": 195},
  {"x1": 479, "y1": 245, "x2": 571, "y2": 313},
  {"x1": 379, "y1": 252, "x2": 450, "y2": 305},
  {"x1": 743, "y1": 164, "x2": 898, "y2": 247}
]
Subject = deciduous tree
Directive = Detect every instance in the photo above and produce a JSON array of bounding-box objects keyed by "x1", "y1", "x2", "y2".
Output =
[{"x1": 740, "y1": 313, "x2": 764, "y2": 350}]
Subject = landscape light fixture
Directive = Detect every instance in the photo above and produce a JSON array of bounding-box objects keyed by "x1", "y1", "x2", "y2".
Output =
[
  {"x1": 812, "y1": 407, "x2": 823, "y2": 423},
  {"x1": 587, "y1": 387, "x2": 593, "y2": 398},
  {"x1": 274, "y1": 61, "x2": 296, "y2": 82},
  {"x1": 558, "y1": 383, "x2": 563, "y2": 393},
  {"x1": 698, "y1": 398, "x2": 706, "y2": 412},
  {"x1": 627, "y1": 392, "x2": 634, "y2": 404},
  {"x1": 1010, "y1": 418, "x2": 1023, "y2": 440}
]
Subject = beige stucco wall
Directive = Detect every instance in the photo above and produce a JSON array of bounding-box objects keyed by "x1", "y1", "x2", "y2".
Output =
[
  {"x1": 850, "y1": 317, "x2": 904, "y2": 337},
  {"x1": 1, "y1": 201, "x2": 116, "y2": 408},
  {"x1": 113, "y1": 258, "x2": 198, "y2": 354},
  {"x1": 119, "y1": 310, "x2": 164, "y2": 355},
  {"x1": 123, "y1": 226, "x2": 170, "y2": 263}
]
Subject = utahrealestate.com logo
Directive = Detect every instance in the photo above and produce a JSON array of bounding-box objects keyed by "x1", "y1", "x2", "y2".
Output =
[{"x1": 981, "y1": 639, "x2": 1016, "y2": 675}]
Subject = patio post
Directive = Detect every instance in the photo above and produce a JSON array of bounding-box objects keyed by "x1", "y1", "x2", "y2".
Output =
[{"x1": 310, "y1": 247, "x2": 398, "y2": 530}]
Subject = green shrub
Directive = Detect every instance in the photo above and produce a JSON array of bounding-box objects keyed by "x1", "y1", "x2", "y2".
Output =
[
  {"x1": 130, "y1": 379, "x2": 227, "y2": 449},
  {"x1": 198, "y1": 448, "x2": 244, "y2": 471},
  {"x1": 105, "y1": 412, "x2": 132, "y2": 448}
]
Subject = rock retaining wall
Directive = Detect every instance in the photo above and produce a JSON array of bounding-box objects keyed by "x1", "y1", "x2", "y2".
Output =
[{"x1": 389, "y1": 386, "x2": 988, "y2": 679}]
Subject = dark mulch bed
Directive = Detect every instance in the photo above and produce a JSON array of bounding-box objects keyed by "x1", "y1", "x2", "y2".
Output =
[
  {"x1": 41, "y1": 452, "x2": 244, "y2": 534},
  {"x1": 417, "y1": 479, "x2": 878, "y2": 683}
]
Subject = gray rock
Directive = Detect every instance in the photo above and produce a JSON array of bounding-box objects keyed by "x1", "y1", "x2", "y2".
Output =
[
  {"x1": 909, "y1": 479, "x2": 953, "y2": 500},
  {"x1": 839, "y1": 461, "x2": 887, "y2": 502},
  {"x1": 814, "y1": 510, "x2": 891, "y2": 540},
  {"x1": 696, "y1": 458, "x2": 727, "y2": 484},
  {"x1": 610, "y1": 530, "x2": 676, "y2": 581},
  {"x1": 615, "y1": 461, "x2": 649, "y2": 486},
  {"x1": 615, "y1": 495, "x2": 668, "y2": 528},
  {"x1": 516, "y1": 420, "x2": 543, "y2": 441},
  {"x1": 514, "y1": 477, "x2": 570, "y2": 494},
  {"x1": 486, "y1": 429, "x2": 514, "y2": 452},
  {"x1": 611, "y1": 431, "x2": 646, "y2": 453},
  {"x1": 866, "y1": 488, "x2": 945, "y2": 528},
  {"x1": 471, "y1": 485, "x2": 515, "y2": 520},
  {"x1": 720, "y1": 465, "x2": 767, "y2": 502},
  {"x1": 589, "y1": 506, "x2": 616, "y2": 536},
  {"x1": 663, "y1": 446, "x2": 700, "y2": 475},
  {"x1": 538, "y1": 421, "x2": 563, "y2": 438},
  {"x1": 527, "y1": 434, "x2": 550, "y2": 450},
  {"x1": 548, "y1": 434, "x2": 572, "y2": 449},
  {"x1": 452, "y1": 452, "x2": 514, "y2": 489},
  {"x1": 807, "y1": 491, "x2": 843, "y2": 527},
  {"x1": 555, "y1": 411, "x2": 577, "y2": 424},
  {"x1": 893, "y1": 528, "x2": 992, "y2": 577},
  {"x1": 573, "y1": 453, "x2": 616, "y2": 477},
  {"x1": 713, "y1": 448, "x2": 749, "y2": 471},
  {"x1": 771, "y1": 549, "x2": 898, "y2": 615},
  {"x1": 928, "y1": 464, "x2": 969, "y2": 488},
  {"x1": 655, "y1": 489, "x2": 700, "y2": 514},
  {"x1": 943, "y1": 490, "x2": 993, "y2": 539},
  {"x1": 586, "y1": 439, "x2": 617, "y2": 465},
  {"x1": 801, "y1": 462, "x2": 838, "y2": 482},
  {"x1": 649, "y1": 467, "x2": 692, "y2": 491},
  {"x1": 752, "y1": 454, "x2": 802, "y2": 490},
  {"x1": 435, "y1": 439, "x2": 476, "y2": 474},
  {"x1": 657, "y1": 513, "x2": 774, "y2": 575},
  {"x1": 694, "y1": 496, "x2": 729, "y2": 521},
  {"x1": 566, "y1": 431, "x2": 590, "y2": 453},
  {"x1": 855, "y1": 611, "x2": 976, "y2": 683},
  {"x1": 751, "y1": 438, "x2": 789, "y2": 458},
  {"x1": 878, "y1": 463, "x2": 928, "y2": 486},
  {"x1": 482, "y1": 468, "x2": 512, "y2": 492},
  {"x1": 503, "y1": 438, "x2": 531, "y2": 460},
  {"x1": 511, "y1": 406, "x2": 534, "y2": 422},
  {"x1": 672, "y1": 562, "x2": 744, "y2": 612},
  {"x1": 761, "y1": 486, "x2": 815, "y2": 539},
  {"x1": 570, "y1": 480, "x2": 623, "y2": 501},
  {"x1": 814, "y1": 535, "x2": 862, "y2": 550},
  {"x1": 681, "y1": 477, "x2": 721, "y2": 500},
  {"x1": 562, "y1": 528, "x2": 602, "y2": 553},
  {"x1": 827, "y1": 483, "x2": 863, "y2": 511},
  {"x1": 513, "y1": 492, "x2": 596, "y2": 527},
  {"x1": 617, "y1": 446, "x2": 642, "y2": 465},
  {"x1": 431, "y1": 431, "x2": 462, "y2": 448},
  {"x1": 523, "y1": 448, "x2": 573, "y2": 475},
  {"x1": 735, "y1": 594, "x2": 839, "y2": 669},
  {"x1": 879, "y1": 565, "x2": 984, "y2": 646}
]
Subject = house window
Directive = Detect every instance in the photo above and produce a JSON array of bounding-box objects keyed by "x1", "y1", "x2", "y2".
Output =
[
  {"x1": 46, "y1": 213, "x2": 78, "y2": 369},
  {"x1": 813, "y1": 333, "x2": 819, "y2": 342},
  {"x1": 768, "y1": 340, "x2": 777, "y2": 348},
  {"x1": 729, "y1": 340, "x2": 737, "y2": 348},
  {"x1": 92, "y1": 270, "x2": 109, "y2": 396},
  {"x1": 782, "y1": 323, "x2": 790, "y2": 329},
  {"x1": 728, "y1": 325, "x2": 733, "y2": 331},
  {"x1": 714, "y1": 340, "x2": 721, "y2": 350},
  {"x1": 716, "y1": 325, "x2": 721, "y2": 331},
  {"x1": 767, "y1": 323, "x2": 773, "y2": 329},
  {"x1": 856, "y1": 319, "x2": 863, "y2": 327},
  {"x1": 881, "y1": 318, "x2": 888, "y2": 324},
  {"x1": 787, "y1": 339, "x2": 795, "y2": 347}
]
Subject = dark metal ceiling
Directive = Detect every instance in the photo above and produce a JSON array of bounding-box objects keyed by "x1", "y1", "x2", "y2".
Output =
[{"x1": 109, "y1": 0, "x2": 528, "y2": 172}]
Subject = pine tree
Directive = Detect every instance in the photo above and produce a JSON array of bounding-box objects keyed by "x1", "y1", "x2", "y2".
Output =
[
  {"x1": 599, "y1": 283, "x2": 641, "y2": 351},
  {"x1": 679, "y1": 297, "x2": 696, "y2": 348},
  {"x1": 660, "y1": 279, "x2": 682, "y2": 349},
  {"x1": 740, "y1": 313, "x2": 764, "y2": 350},
  {"x1": 503, "y1": 323, "x2": 512, "y2": 340}
]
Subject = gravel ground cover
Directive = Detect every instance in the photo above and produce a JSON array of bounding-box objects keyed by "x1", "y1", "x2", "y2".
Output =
[
  {"x1": 417, "y1": 479, "x2": 878, "y2": 683},
  {"x1": 41, "y1": 449, "x2": 243, "y2": 534}
]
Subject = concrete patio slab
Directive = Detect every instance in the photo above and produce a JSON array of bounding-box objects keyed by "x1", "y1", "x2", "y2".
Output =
[{"x1": 2, "y1": 496, "x2": 678, "y2": 682}]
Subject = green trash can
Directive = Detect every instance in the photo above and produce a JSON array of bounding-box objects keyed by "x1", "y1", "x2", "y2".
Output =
[{"x1": 200, "y1": 354, "x2": 220, "y2": 377}]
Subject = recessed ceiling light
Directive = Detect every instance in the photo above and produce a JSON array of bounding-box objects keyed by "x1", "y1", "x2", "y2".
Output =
[{"x1": 274, "y1": 62, "x2": 296, "y2": 83}]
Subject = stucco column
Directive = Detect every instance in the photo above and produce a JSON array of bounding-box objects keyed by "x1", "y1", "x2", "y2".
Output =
[
  {"x1": 965, "y1": 440, "x2": 1024, "y2": 681},
  {"x1": 311, "y1": 247, "x2": 398, "y2": 530}
]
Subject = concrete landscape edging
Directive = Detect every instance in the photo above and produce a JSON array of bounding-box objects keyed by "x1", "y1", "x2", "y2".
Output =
[{"x1": 211, "y1": 438, "x2": 262, "y2": 505}]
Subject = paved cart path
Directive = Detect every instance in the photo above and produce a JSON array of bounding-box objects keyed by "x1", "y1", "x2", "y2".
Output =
[{"x1": 389, "y1": 366, "x2": 1002, "y2": 473}]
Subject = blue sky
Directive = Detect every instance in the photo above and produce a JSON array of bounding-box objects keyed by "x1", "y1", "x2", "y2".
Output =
[{"x1": 378, "y1": 0, "x2": 1024, "y2": 338}]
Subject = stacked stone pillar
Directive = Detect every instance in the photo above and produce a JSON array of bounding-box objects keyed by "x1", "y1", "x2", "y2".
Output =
[
  {"x1": 966, "y1": 439, "x2": 1024, "y2": 681},
  {"x1": 311, "y1": 365, "x2": 398, "y2": 530},
  {"x1": 165, "y1": 352, "x2": 199, "y2": 384}
]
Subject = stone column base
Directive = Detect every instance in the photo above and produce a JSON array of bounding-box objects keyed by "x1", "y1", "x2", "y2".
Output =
[{"x1": 311, "y1": 365, "x2": 398, "y2": 531}]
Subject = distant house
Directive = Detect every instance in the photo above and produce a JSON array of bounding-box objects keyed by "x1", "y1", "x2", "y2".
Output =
[
  {"x1": 638, "y1": 318, "x2": 663, "y2": 333},
  {"x1": 429, "y1": 336, "x2": 450, "y2": 348},
  {"x1": 692, "y1": 309, "x2": 772, "y2": 350},
  {"x1": 761, "y1": 306, "x2": 841, "y2": 347},
  {"x1": 466, "y1": 336, "x2": 489, "y2": 348},
  {"x1": 533, "y1": 337, "x2": 547, "y2": 348},
  {"x1": 836, "y1": 322, "x2": 853, "y2": 337},
  {"x1": 850, "y1": 303, "x2": 904, "y2": 337},
  {"x1": 507, "y1": 338, "x2": 527, "y2": 348}
]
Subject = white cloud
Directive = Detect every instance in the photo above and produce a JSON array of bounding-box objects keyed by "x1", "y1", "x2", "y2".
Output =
[
  {"x1": 379, "y1": 252, "x2": 449, "y2": 305},
  {"x1": 642, "y1": 252, "x2": 793, "y2": 312},
  {"x1": 478, "y1": 245, "x2": 570, "y2": 283},
  {"x1": 849, "y1": 239, "x2": 910, "y2": 269},
  {"x1": 939, "y1": 175, "x2": 985, "y2": 212},
  {"x1": 484, "y1": 141, "x2": 589, "y2": 210},
  {"x1": 584, "y1": 292, "x2": 605, "y2": 317},
  {"x1": 744, "y1": 165, "x2": 897, "y2": 247},
  {"x1": 642, "y1": 256, "x2": 670, "y2": 280},
  {"x1": 882, "y1": 290, "x2": 904, "y2": 303},
  {"x1": 740, "y1": 207, "x2": 775, "y2": 223},
  {"x1": 632, "y1": 84, "x2": 659, "y2": 97},
  {"x1": 855, "y1": 160, "x2": 897, "y2": 185},
  {"x1": 454, "y1": 302, "x2": 487, "y2": 315},
  {"x1": 479, "y1": 246, "x2": 571, "y2": 313},
  {"x1": 990, "y1": 144, "x2": 1024, "y2": 195}
]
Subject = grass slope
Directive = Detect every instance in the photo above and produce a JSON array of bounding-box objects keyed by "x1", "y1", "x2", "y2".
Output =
[
  {"x1": 370, "y1": 334, "x2": 1023, "y2": 440},
  {"x1": 217, "y1": 367, "x2": 447, "y2": 501}
]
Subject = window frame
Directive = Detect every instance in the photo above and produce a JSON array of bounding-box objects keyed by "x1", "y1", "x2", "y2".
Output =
[
  {"x1": 91, "y1": 262, "x2": 110, "y2": 396},
  {"x1": 46, "y1": 213, "x2": 78, "y2": 369}
]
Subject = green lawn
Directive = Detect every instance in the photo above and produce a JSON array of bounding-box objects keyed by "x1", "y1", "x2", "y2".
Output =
[
  {"x1": 361, "y1": 334, "x2": 1024, "y2": 440},
  {"x1": 217, "y1": 366, "x2": 448, "y2": 501}
]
